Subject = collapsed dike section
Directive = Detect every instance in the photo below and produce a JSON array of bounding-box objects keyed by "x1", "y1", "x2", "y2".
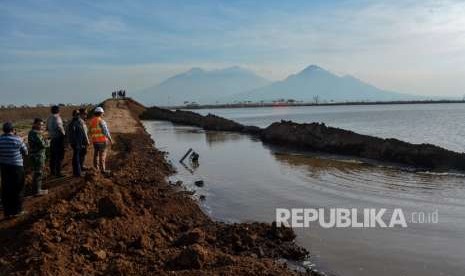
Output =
[
  {"x1": 141, "y1": 106, "x2": 465, "y2": 172},
  {"x1": 0, "y1": 99, "x2": 314, "y2": 276}
]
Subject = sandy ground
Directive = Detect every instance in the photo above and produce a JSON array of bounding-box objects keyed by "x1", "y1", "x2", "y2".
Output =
[{"x1": 103, "y1": 100, "x2": 141, "y2": 134}]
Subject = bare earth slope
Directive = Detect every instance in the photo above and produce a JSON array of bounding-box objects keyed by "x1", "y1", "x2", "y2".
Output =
[{"x1": 0, "y1": 99, "x2": 309, "y2": 275}]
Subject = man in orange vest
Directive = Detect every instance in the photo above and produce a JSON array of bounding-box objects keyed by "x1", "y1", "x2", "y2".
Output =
[{"x1": 89, "y1": 107, "x2": 112, "y2": 173}]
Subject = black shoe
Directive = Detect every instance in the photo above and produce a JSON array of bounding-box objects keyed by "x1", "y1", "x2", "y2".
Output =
[
  {"x1": 35, "y1": 189, "x2": 49, "y2": 196},
  {"x1": 13, "y1": 211, "x2": 28, "y2": 218},
  {"x1": 55, "y1": 173, "x2": 66, "y2": 178}
]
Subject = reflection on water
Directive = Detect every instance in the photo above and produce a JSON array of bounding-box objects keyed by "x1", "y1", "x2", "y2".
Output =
[
  {"x1": 144, "y1": 120, "x2": 465, "y2": 276},
  {"x1": 272, "y1": 152, "x2": 370, "y2": 178},
  {"x1": 272, "y1": 152, "x2": 465, "y2": 204},
  {"x1": 205, "y1": 131, "x2": 245, "y2": 146}
]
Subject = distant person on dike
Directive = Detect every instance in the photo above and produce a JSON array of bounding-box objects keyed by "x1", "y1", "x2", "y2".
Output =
[
  {"x1": 89, "y1": 107, "x2": 112, "y2": 174},
  {"x1": 67, "y1": 110, "x2": 89, "y2": 177},
  {"x1": 79, "y1": 107, "x2": 90, "y2": 170},
  {"x1": 28, "y1": 118, "x2": 49, "y2": 196},
  {"x1": 0, "y1": 122, "x2": 28, "y2": 218},
  {"x1": 46, "y1": 105, "x2": 66, "y2": 177}
]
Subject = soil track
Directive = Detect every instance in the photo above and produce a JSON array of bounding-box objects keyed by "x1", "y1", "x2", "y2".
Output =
[
  {"x1": 102, "y1": 100, "x2": 141, "y2": 134},
  {"x1": 0, "y1": 99, "x2": 310, "y2": 275}
]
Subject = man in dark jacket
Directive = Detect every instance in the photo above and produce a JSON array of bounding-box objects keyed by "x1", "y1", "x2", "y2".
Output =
[
  {"x1": 79, "y1": 108, "x2": 90, "y2": 170},
  {"x1": 28, "y1": 118, "x2": 49, "y2": 196},
  {"x1": 46, "y1": 105, "x2": 65, "y2": 177},
  {"x1": 67, "y1": 110, "x2": 89, "y2": 177}
]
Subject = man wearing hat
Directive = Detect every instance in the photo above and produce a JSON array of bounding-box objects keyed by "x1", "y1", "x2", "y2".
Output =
[
  {"x1": 89, "y1": 107, "x2": 112, "y2": 173},
  {"x1": 0, "y1": 122, "x2": 28, "y2": 217}
]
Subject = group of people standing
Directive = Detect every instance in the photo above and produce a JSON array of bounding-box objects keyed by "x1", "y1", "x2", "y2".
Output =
[
  {"x1": 0, "y1": 105, "x2": 112, "y2": 218},
  {"x1": 111, "y1": 90, "x2": 126, "y2": 99}
]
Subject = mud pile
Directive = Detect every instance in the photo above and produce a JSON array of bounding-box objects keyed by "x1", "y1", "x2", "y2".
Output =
[
  {"x1": 140, "y1": 107, "x2": 261, "y2": 134},
  {"x1": 141, "y1": 106, "x2": 465, "y2": 171},
  {"x1": 261, "y1": 121, "x2": 465, "y2": 171},
  {"x1": 0, "y1": 101, "x2": 310, "y2": 275}
]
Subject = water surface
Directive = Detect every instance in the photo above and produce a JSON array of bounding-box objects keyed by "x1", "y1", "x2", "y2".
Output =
[{"x1": 143, "y1": 104, "x2": 465, "y2": 276}]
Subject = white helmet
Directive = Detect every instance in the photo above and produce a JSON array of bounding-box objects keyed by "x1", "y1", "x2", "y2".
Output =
[{"x1": 95, "y1": 107, "x2": 104, "y2": 114}]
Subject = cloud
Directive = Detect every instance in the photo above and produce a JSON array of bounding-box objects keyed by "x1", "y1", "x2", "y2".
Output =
[
  {"x1": 1, "y1": 0, "x2": 465, "y2": 102},
  {"x1": 6, "y1": 49, "x2": 107, "y2": 59}
]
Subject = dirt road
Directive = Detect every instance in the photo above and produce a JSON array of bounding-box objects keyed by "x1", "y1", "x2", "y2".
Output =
[{"x1": 103, "y1": 99, "x2": 141, "y2": 134}]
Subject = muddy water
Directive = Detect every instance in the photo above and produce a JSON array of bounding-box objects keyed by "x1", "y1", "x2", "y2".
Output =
[{"x1": 143, "y1": 105, "x2": 465, "y2": 276}]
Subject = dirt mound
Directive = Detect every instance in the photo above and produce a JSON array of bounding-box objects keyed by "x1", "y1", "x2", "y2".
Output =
[
  {"x1": 261, "y1": 120, "x2": 465, "y2": 171},
  {"x1": 125, "y1": 98, "x2": 147, "y2": 117},
  {"x1": 0, "y1": 100, "x2": 309, "y2": 275},
  {"x1": 140, "y1": 107, "x2": 258, "y2": 133}
]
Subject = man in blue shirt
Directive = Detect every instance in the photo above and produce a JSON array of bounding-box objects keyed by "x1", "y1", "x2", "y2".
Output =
[{"x1": 0, "y1": 122, "x2": 28, "y2": 217}]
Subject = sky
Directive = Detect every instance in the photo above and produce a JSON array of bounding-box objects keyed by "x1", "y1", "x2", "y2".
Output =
[{"x1": 1, "y1": 0, "x2": 465, "y2": 105}]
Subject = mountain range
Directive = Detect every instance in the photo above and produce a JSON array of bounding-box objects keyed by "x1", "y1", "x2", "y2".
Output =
[
  {"x1": 136, "y1": 66, "x2": 270, "y2": 106},
  {"x1": 135, "y1": 65, "x2": 419, "y2": 106}
]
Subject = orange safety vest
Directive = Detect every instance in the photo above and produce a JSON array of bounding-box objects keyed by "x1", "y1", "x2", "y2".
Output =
[{"x1": 89, "y1": 117, "x2": 107, "y2": 143}]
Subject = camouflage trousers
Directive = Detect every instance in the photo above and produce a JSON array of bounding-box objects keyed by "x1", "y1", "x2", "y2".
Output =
[{"x1": 30, "y1": 154, "x2": 45, "y2": 193}]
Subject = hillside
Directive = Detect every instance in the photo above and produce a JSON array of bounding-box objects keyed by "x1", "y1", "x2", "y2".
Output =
[
  {"x1": 136, "y1": 67, "x2": 271, "y2": 107},
  {"x1": 232, "y1": 65, "x2": 418, "y2": 103}
]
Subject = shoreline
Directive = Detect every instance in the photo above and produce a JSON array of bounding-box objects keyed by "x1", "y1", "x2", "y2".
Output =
[
  {"x1": 163, "y1": 99, "x2": 465, "y2": 110},
  {"x1": 0, "y1": 99, "x2": 315, "y2": 275}
]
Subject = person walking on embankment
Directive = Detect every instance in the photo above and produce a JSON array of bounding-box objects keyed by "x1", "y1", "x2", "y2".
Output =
[
  {"x1": 46, "y1": 105, "x2": 66, "y2": 177},
  {"x1": 67, "y1": 110, "x2": 89, "y2": 177},
  {"x1": 89, "y1": 107, "x2": 112, "y2": 174},
  {"x1": 0, "y1": 122, "x2": 28, "y2": 217},
  {"x1": 28, "y1": 118, "x2": 49, "y2": 196}
]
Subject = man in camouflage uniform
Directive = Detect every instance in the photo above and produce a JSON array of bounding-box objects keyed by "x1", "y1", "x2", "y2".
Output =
[{"x1": 28, "y1": 118, "x2": 49, "y2": 196}]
